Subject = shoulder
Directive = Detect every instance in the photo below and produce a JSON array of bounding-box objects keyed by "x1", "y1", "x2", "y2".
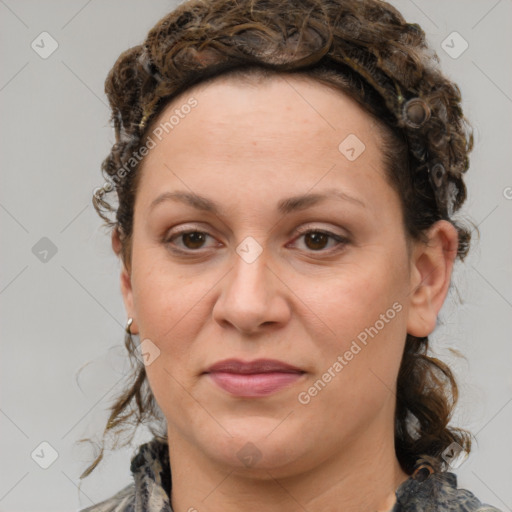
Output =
[
  {"x1": 394, "y1": 471, "x2": 503, "y2": 511},
  {"x1": 77, "y1": 482, "x2": 135, "y2": 512}
]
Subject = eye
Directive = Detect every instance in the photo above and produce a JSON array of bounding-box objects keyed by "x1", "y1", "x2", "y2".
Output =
[
  {"x1": 164, "y1": 227, "x2": 349, "y2": 254},
  {"x1": 165, "y1": 229, "x2": 217, "y2": 252},
  {"x1": 289, "y1": 228, "x2": 349, "y2": 253}
]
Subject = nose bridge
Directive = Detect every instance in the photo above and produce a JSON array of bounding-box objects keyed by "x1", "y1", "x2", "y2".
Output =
[
  {"x1": 229, "y1": 239, "x2": 270, "y2": 304},
  {"x1": 212, "y1": 237, "x2": 287, "y2": 333}
]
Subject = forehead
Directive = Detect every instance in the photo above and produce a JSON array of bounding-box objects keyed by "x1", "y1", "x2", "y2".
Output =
[
  {"x1": 168, "y1": 71, "x2": 380, "y2": 134},
  {"x1": 134, "y1": 72, "x2": 393, "y2": 218},
  {"x1": 140, "y1": 72, "x2": 385, "y2": 154}
]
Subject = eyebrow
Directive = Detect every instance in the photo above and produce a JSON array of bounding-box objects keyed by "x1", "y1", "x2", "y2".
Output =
[{"x1": 148, "y1": 188, "x2": 366, "y2": 216}]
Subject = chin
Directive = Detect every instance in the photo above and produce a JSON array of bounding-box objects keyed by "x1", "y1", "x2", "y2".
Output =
[{"x1": 194, "y1": 419, "x2": 316, "y2": 476}]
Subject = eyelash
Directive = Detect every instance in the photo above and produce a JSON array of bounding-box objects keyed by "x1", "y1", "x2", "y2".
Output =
[{"x1": 164, "y1": 227, "x2": 349, "y2": 255}]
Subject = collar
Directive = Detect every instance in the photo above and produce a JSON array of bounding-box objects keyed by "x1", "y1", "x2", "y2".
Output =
[
  {"x1": 128, "y1": 438, "x2": 489, "y2": 512},
  {"x1": 129, "y1": 437, "x2": 173, "y2": 512}
]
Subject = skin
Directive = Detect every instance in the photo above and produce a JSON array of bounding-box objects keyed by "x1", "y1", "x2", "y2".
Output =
[{"x1": 112, "y1": 73, "x2": 459, "y2": 512}]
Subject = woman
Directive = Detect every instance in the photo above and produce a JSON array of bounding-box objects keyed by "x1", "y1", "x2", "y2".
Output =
[{"x1": 79, "y1": 0, "x2": 503, "y2": 510}]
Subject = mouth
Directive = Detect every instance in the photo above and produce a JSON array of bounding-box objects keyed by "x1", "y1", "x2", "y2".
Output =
[{"x1": 203, "y1": 358, "x2": 305, "y2": 397}]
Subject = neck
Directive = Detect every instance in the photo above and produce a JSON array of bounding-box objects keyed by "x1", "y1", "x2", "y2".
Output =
[{"x1": 166, "y1": 419, "x2": 410, "y2": 512}]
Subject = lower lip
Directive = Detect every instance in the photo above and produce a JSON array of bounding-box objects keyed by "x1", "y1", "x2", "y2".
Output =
[{"x1": 207, "y1": 371, "x2": 304, "y2": 397}]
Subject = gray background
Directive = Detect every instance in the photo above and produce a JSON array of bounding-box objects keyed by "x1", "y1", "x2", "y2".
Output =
[{"x1": 1, "y1": 1, "x2": 511, "y2": 511}]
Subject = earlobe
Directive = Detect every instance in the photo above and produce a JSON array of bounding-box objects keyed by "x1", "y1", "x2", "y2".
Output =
[
  {"x1": 112, "y1": 228, "x2": 139, "y2": 335},
  {"x1": 120, "y1": 266, "x2": 138, "y2": 335},
  {"x1": 406, "y1": 220, "x2": 458, "y2": 338}
]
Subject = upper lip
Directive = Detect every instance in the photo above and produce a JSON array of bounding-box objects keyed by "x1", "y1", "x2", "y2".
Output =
[{"x1": 204, "y1": 358, "x2": 304, "y2": 374}]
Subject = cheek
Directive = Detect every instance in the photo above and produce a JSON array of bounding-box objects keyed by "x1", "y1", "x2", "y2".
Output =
[
  {"x1": 306, "y1": 257, "x2": 406, "y2": 337},
  {"x1": 300, "y1": 260, "x2": 409, "y2": 406},
  {"x1": 296, "y1": 294, "x2": 406, "y2": 435},
  {"x1": 131, "y1": 249, "x2": 210, "y2": 337}
]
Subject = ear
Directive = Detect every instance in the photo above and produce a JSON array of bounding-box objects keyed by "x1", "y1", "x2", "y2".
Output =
[
  {"x1": 112, "y1": 228, "x2": 139, "y2": 335},
  {"x1": 406, "y1": 220, "x2": 459, "y2": 337}
]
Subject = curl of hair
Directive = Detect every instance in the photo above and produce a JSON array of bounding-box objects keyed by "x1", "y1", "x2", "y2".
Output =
[{"x1": 82, "y1": 0, "x2": 478, "y2": 483}]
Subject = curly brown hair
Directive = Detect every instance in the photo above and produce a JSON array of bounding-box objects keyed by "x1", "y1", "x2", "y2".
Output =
[{"x1": 80, "y1": 0, "x2": 478, "y2": 482}]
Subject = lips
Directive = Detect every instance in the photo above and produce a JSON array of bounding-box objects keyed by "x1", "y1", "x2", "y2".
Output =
[
  {"x1": 204, "y1": 358, "x2": 305, "y2": 397},
  {"x1": 205, "y1": 358, "x2": 303, "y2": 374}
]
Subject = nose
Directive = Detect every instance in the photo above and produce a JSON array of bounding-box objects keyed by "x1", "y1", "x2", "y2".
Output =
[{"x1": 211, "y1": 247, "x2": 291, "y2": 335}]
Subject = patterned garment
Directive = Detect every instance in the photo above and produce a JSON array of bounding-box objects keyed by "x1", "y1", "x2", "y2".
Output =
[{"x1": 78, "y1": 437, "x2": 503, "y2": 512}]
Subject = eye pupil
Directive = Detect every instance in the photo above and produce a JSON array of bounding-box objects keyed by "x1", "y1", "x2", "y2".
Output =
[
  {"x1": 305, "y1": 232, "x2": 328, "y2": 250},
  {"x1": 183, "y1": 232, "x2": 206, "y2": 249}
]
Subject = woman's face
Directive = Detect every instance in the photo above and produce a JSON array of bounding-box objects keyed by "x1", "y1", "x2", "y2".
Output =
[{"x1": 118, "y1": 74, "x2": 443, "y2": 476}]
